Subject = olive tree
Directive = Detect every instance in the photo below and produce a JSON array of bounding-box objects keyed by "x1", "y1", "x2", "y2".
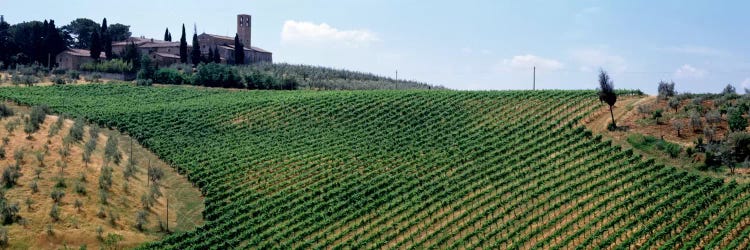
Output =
[{"x1": 657, "y1": 80, "x2": 676, "y2": 100}]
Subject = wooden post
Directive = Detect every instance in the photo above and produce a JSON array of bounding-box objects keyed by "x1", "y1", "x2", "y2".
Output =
[{"x1": 166, "y1": 196, "x2": 169, "y2": 233}]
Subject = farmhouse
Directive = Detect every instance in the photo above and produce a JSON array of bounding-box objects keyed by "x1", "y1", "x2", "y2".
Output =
[
  {"x1": 55, "y1": 48, "x2": 106, "y2": 70},
  {"x1": 57, "y1": 14, "x2": 271, "y2": 69}
]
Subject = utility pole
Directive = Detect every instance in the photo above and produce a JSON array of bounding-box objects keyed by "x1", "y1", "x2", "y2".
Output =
[
  {"x1": 533, "y1": 66, "x2": 536, "y2": 90},
  {"x1": 395, "y1": 70, "x2": 398, "y2": 80}
]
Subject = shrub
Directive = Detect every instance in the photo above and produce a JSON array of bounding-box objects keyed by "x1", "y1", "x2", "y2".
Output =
[
  {"x1": 153, "y1": 68, "x2": 184, "y2": 85},
  {"x1": 135, "y1": 210, "x2": 148, "y2": 231},
  {"x1": 49, "y1": 203, "x2": 59, "y2": 221},
  {"x1": 0, "y1": 104, "x2": 13, "y2": 119},
  {"x1": 67, "y1": 70, "x2": 80, "y2": 80},
  {"x1": 51, "y1": 68, "x2": 67, "y2": 75},
  {"x1": 30, "y1": 181, "x2": 38, "y2": 193},
  {"x1": 652, "y1": 109, "x2": 663, "y2": 124},
  {"x1": 50, "y1": 189, "x2": 65, "y2": 203},
  {"x1": 80, "y1": 59, "x2": 134, "y2": 74},
  {"x1": 75, "y1": 181, "x2": 86, "y2": 195},
  {"x1": 637, "y1": 104, "x2": 653, "y2": 118},
  {"x1": 194, "y1": 63, "x2": 242, "y2": 88},
  {"x1": 104, "y1": 136, "x2": 121, "y2": 165},
  {"x1": 728, "y1": 108, "x2": 748, "y2": 132},
  {"x1": 99, "y1": 165, "x2": 113, "y2": 190},
  {"x1": 135, "y1": 78, "x2": 153, "y2": 86},
  {"x1": 1, "y1": 167, "x2": 19, "y2": 188},
  {"x1": 69, "y1": 117, "x2": 85, "y2": 141},
  {"x1": 51, "y1": 75, "x2": 66, "y2": 85}
]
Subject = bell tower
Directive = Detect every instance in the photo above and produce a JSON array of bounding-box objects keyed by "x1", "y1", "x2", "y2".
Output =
[{"x1": 237, "y1": 14, "x2": 251, "y2": 49}]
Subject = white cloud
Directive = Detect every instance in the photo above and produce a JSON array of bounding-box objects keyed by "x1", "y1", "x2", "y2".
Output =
[
  {"x1": 570, "y1": 48, "x2": 627, "y2": 73},
  {"x1": 674, "y1": 64, "x2": 707, "y2": 79},
  {"x1": 662, "y1": 45, "x2": 729, "y2": 57},
  {"x1": 741, "y1": 78, "x2": 750, "y2": 89},
  {"x1": 460, "y1": 47, "x2": 473, "y2": 54},
  {"x1": 495, "y1": 54, "x2": 564, "y2": 72},
  {"x1": 281, "y1": 20, "x2": 379, "y2": 48}
]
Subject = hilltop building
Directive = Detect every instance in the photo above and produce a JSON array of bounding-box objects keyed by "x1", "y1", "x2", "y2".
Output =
[{"x1": 57, "y1": 14, "x2": 271, "y2": 69}]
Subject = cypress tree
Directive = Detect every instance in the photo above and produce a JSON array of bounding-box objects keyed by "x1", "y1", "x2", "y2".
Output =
[
  {"x1": 90, "y1": 30, "x2": 101, "y2": 60},
  {"x1": 44, "y1": 20, "x2": 65, "y2": 68},
  {"x1": 213, "y1": 47, "x2": 221, "y2": 63},
  {"x1": 207, "y1": 47, "x2": 214, "y2": 63},
  {"x1": 179, "y1": 24, "x2": 187, "y2": 63},
  {"x1": 101, "y1": 18, "x2": 112, "y2": 59},
  {"x1": 190, "y1": 33, "x2": 201, "y2": 66},
  {"x1": 234, "y1": 34, "x2": 244, "y2": 65},
  {"x1": 164, "y1": 28, "x2": 171, "y2": 42}
]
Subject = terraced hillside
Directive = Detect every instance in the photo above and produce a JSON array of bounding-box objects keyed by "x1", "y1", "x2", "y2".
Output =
[{"x1": 0, "y1": 84, "x2": 749, "y2": 249}]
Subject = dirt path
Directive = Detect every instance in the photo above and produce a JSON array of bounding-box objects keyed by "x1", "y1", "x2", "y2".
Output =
[{"x1": 582, "y1": 95, "x2": 651, "y2": 133}]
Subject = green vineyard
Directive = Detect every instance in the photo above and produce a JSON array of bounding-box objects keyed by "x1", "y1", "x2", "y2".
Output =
[{"x1": 0, "y1": 84, "x2": 748, "y2": 249}]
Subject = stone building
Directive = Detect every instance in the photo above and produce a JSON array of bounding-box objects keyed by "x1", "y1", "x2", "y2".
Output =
[
  {"x1": 55, "y1": 48, "x2": 106, "y2": 70},
  {"x1": 57, "y1": 14, "x2": 271, "y2": 70}
]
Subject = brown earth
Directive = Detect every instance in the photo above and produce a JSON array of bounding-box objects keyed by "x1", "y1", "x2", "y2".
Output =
[
  {"x1": 583, "y1": 95, "x2": 750, "y2": 182},
  {"x1": 0, "y1": 102, "x2": 204, "y2": 249}
]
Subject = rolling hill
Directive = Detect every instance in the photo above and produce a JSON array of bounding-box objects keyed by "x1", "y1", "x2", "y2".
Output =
[{"x1": 0, "y1": 84, "x2": 748, "y2": 249}]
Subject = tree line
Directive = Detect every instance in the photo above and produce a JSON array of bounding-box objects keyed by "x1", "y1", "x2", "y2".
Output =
[{"x1": 0, "y1": 16, "x2": 130, "y2": 68}]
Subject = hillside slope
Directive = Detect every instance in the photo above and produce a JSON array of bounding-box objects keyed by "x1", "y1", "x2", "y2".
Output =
[{"x1": 0, "y1": 85, "x2": 748, "y2": 249}]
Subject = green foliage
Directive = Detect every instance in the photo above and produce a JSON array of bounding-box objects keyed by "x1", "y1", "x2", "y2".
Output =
[
  {"x1": 0, "y1": 194, "x2": 19, "y2": 225},
  {"x1": 49, "y1": 203, "x2": 59, "y2": 221},
  {"x1": 239, "y1": 63, "x2": 439, "y2": 90},
  {"x1": 50, "y1": 189, "x2": 65, "y2": 203},
  {"x1": 627, "y1": 133, "x2": 681, "y2": 158},
  {"x1": 98, "y1": 165, "x2": 113, "y2": 190},
  {"x1": 658, "y1": 80, "x2": 676, "y2": 100},
  {"x1": 69, "y1": 117, "x2": 85, "y2": 141},
  {"x1": 101, "y1": 233, "x2": 123, "y2": 250},
  {"x1": 79, "y1": 59, "x2": 133, "y2": 73},
  {"x1": 1, "y1": 166, "x2": 19, "y2": 188},
  {"x1": 104, "y1": 135, "x2": 121, "y2": 165},
  {"x1": 652, "y1": 109, "x2": 663, "y2": 124},
  {"x1": 135, "y1": 210, "x2": 148, "y2": 231},
  {"x1": 67, "y1": 70, "x2": 80, "y2": 80},
  {"x1": 193, "y1": 63, "x2": 242, "y2": 88},
  {"x1": 153, "y1": 68, "x2": 184, "y2": 85},
  {"x1": 728, "y1": 108, "x2": 748, "y2": 132},
  {"x1": 136, "y1": 54, "x2": 154, "y2": 80},
  {"x1": 2, "y1": 85, "x2": 747, "y2": 249},
  {"x1": 0, "y1": 104, "x2": 14, "y2": 118}
]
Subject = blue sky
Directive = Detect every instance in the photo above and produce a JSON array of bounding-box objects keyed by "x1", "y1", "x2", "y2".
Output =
[{"x1": 2, "y1": 0, "x2": 750, "y2": 93}]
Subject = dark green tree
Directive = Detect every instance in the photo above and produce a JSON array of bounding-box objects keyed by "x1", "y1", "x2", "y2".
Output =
[
  {"x1": 0, "y1": 15, "x2": 15, "y2": 67},
  {"x1": 44, "y1": 20, "x2": 66, "y2": 67},
  {"x1": 107, "y1": 23, "x2": 131, "y2": 41},
  {"x1": 10, "y1": 21, "x2": 45, "y2": 65},
  {"x1": 179, "y1": 24, "x2": 187, "y2": 63},
  {"x1": 213, "y1": 47, "x2": 221, "y2": 63},
  {"x1": 191, "y1": 33, "x2": 201, "y2": 66},
  {"x1": 164, "y1": 28, "x2": 171, "y2": 41},
  {"x1": 598, "y1": 69, "x2": 617, "y2": 129},
  {"x1": 89, "y1": 30, "x2": 101, "y2": 60},
  {"x1": 101, "y1": 18, "x2": 112, "y2": 59},
  {"x1": 234, "y1": 34, "x2": 245, "y2": 65},
  {"x1": 62, "y1": 18, "x2": 99, "y2": 49},
  {"x1": 122, "y1": 41, "x2": 140, "y2": 70},
  {"x1": 207, "y1": 47, "x2": 214, "y2": 63}
]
